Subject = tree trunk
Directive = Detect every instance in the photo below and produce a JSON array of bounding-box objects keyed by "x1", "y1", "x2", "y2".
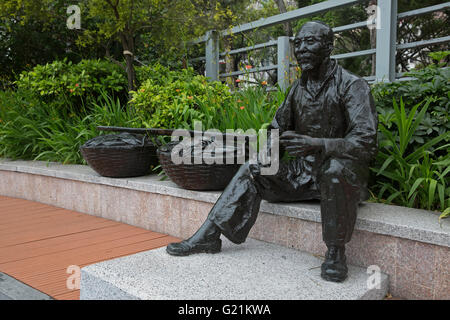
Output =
[
  {"x1": 274, "y1": 0, "x2": 292, "y2": 37},
  {"x1": 120, "y1": 32, "x2": 137, "y2": 94},
  {"x1": 223, "y1": 36, "x2": 235, "y2": 89},
  {"x1": 103, "y1": 0, "x2": 137, "y2": 94}
]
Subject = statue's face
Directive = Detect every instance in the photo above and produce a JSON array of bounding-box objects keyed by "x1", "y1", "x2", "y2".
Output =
[{"x1": 294, "y1": 23, "x2": 332, "y2": 72}]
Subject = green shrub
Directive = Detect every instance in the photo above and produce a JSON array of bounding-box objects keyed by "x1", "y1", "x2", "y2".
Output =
[
  {"x1": 369, "y1": 52, "x2": 450, "y2": 212},
  {"x1": 0, "y1": 89, "x2": 139, "y2": 164},
  {"x1": 132, "y1": 63, "x2": 286, "y2": 132},
  {"x1": 193, "y1": 85, "x2": 283, "y2": 132},
  {"x1": 372, "y1": 52, "x2": 450, "y2": 149},
  {"x1": 370, "y1": 97, "x2": 449, "y2": 211},
  {"x1": 16, "y1": 59, "x2": 128, "y2": 109},
  {"x1": 135, "y1": 63, "x2": 188, "y2": 84},
  {"x1": 130, "y1": 65, "x2": 233, "y2": 129}
]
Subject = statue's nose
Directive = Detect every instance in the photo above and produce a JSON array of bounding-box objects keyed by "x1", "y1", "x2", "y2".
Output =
[{"x1": 297, "y1": 42, "x2": 308, "y2": 53}]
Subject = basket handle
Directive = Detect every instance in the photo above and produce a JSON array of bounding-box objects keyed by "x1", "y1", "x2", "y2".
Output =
[{"x1": 97, "y1": 126, "x2": 258, "y2": 140}]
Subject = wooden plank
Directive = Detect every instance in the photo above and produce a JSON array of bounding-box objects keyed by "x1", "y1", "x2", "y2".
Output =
[
  {"x1": 0, "y1": 224, "x2": 130, "y2": 252},
  {"x1": 0, "y1": 225, "x2": 153, "y2": 263},
  {"x1": 0, "y1": 196, "x2": 45, "y2": 204},
  {"x1": 0, "y1": 200, "x2": 52, "y2": 210},
  {"x1": 0, "y1": 208, "x2": 115, "y2": 228},
  {"x1": 0, "y1": 214, "x2": 116, "y2": 240},
  {"x1": 0, "y1": 233, "x2": 172, "y2": 276},
  {"x1": 0, "y1": 207, "x2": 64, "y2": 223},
  {"x1": 0, "y1": 196, "x2": 179, "y2": 300},
  {"x1": 0, "y1": 220, "x2": 120, "y2": 247},
  {"x1": 7, "y1": 236, "x2": 177, "y2": 298},
  {"x1": 0, "y1": 211, "x2": 91, "y2": 233},
  {"x1": 0, "y1": 210, "x2": 110, "y2": 234},
  {"x1": 18, "y1": 236, "x2": 178, "y2": 297}
]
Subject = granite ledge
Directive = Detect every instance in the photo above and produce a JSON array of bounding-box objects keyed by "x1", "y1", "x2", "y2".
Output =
[
  {"x1": 80, "y1": 238, "x2": 389, "y2": 300},
  {"x1": 1, "y1": 158, "x2": 449, "y2": 248}
]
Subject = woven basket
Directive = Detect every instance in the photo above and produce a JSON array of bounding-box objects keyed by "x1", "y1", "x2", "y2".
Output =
[
  {"x1": 157, "y1": 141, "x2": 242, "y2": 191},
  {"x1": 80, "y1": 135, "x2": 158, "y2": 178}
]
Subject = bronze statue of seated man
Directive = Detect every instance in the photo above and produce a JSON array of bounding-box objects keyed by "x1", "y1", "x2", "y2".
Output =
[{"x1": 166, "y1": 21, "x2": 378, "y2": 283}]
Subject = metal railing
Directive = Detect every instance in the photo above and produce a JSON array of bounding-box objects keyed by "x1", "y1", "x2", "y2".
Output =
[{"x1": 188, "y1": 0, "x2": 450, "y2": 91}]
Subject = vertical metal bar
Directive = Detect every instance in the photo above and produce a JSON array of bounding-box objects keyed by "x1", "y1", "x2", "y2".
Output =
[
  {"x1": 277, "y1": 36, "x2": 291, "y2": 91},
  {"x1": 375, "y1": 0, "x2": 398, "y2": 82},
  {"x1": 205, "y1": 30, "x2": 219, "y2": 81}
]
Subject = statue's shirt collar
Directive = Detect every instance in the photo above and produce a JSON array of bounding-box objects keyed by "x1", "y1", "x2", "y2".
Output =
[{"x1": 299, "y1": 59, "x2": 338, "y2": 98}]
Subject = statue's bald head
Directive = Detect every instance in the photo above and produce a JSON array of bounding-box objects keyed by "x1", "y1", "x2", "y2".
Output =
[
  {"x1": 297, "y1": 21, "x2": 334, "y2": 47},
  {"x1": 294, "y1": 21, "x2": 334, "y2": 72}
]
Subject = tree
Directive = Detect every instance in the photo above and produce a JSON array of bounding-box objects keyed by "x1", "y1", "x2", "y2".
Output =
[
  {"x1": 274, "y1": 0, "x2": 293, "y2": 37},
  {"x1": 81, "y1": 0, "x2": 265, "y2": 92},
  {"x1": 186, "y1": 0, "x2": 255, "y2": 87},
  {"x1": 395, "y1": 0, "x2": 449, "y2": 72},
  {"x1": 0, "y1": 0, "x2": 210, "y2": 94},
  {"x1": 0, "y1": 0, "x2": 102, "y2": 89},
  {"x1": 80, "y1": 0, "x2": 202, "y2": 93}
]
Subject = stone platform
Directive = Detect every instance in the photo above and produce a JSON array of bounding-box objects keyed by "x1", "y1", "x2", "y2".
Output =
[
  {"x1": 80, "y1": 238, "x2": 388, "y2": 300},
  {"x1": 1, "y1": 159, "x2": 448, "y2": 299}
]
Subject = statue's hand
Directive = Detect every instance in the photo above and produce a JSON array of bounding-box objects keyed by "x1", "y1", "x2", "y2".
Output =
[{"x1": 280, "y1": 131, "x2": 324, "y2": 157}]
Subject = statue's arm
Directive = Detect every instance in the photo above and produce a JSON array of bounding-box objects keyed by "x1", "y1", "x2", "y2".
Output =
[
  {"x1": 322, "y1": 79, "x2": 378, "y2": 163},
  {"x1": 266, "y1": 82, "x2": 299, "y2": 155},
  {"x1": 268, "y1": 81, "x2": 299, "y2": 133}
]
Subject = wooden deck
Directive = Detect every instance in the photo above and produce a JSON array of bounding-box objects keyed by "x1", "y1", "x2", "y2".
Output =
[{"x1": 0, "y1": 195, "x2": 179, "y2": 300}]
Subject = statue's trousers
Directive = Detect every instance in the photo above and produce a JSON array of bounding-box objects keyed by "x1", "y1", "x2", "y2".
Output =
[{"x1": 207, "y1": 157, "x2": 364, "y2": 247}]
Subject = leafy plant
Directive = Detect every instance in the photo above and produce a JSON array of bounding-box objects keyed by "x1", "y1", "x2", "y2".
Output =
[
  {"x1": 131, "y1": 63, "x2": 286, "y2": 132},
  {"x1": 428, "y1": 51, "x2": 450, "y2": 67},
  {"x1": 192, "y1": 85, "x2": 283, "y2": 132},
  {"x1": 372, "y1": 52, "x2": 450, "y2": 150},
  {"x1": 439, "y1": 207, "x2": 450, "y2": 225},
  {"x1": 15, "y1": 59, "x2": 128, "y2": 110},
  {"x1": 130, "y1": 65, "x2": 233, "y2": 129},
  {"x1": 0, "y1": 89, "x2": 139, "y2": 164},
  {"x1": 371, "y1": 97, "x2": 450, "y2": 211}
]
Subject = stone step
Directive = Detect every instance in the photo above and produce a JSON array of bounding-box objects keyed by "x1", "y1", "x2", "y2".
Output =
[
  {"x1": 0, "y1": 272, "x2": 53, "y2": 300},
  {"x1": 80, "y1": 238, "x2": 389, "y2": 300}
]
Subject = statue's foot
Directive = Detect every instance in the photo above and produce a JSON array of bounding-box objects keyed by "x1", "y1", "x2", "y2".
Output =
[
  {"x1": 321, "y1": 264, "x2": 348, "y2": 282},
  {"x1": 320, "y1": 245, "x2": 348, "y2": 282},
  {"x1": 166, "y1": 238, "x2": 222, "y2": 256},
  {"x1": 166, "y1": 218, "x2": 221, "y2": 256}
]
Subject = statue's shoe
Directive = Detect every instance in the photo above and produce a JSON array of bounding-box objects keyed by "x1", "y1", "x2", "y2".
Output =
[
  {"x1": 320, "y1": 246, "x2": 348, "y2": 282},
  {"x1": 166, "y1": 238, "x2": 222, "y2": 256},
  {"x1": 321, "y1": 263, "x2": 348, "y2": 282}
]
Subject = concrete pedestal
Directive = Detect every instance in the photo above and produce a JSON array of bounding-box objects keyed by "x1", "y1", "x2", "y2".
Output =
[{"x1": 81, "y1": 238, "x2": 388, "y2": 300}]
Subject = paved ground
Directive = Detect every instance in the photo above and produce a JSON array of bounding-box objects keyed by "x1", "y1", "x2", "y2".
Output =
[
  {"x1": 0, "y1": 195, "x2": 402, "y2": 300},
  {"x1": 0, "y1": 195, "x2": 179, "y2": 300},
  {"x1": 0, "y1": 272, "x2": 53, "y2": 300}
]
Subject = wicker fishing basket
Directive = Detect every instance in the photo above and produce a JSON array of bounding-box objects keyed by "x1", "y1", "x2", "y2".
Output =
[
  {"x1": 80, "y1": 133, "x2": 158, "y2": 178},
  {"x1": 157, "y1": 141, "x2": 243, "y2": 191}
]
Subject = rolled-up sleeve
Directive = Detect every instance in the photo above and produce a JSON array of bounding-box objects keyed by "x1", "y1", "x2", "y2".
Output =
[{"x1": 323, "y1": 79, "x2": 378, "y2": 163}]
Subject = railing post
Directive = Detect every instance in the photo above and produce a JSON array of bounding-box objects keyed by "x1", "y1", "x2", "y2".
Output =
[
  {"x1": 375, "y1": 0, "x2": 398, "y2": 82},
  {"x1": 277, "y1": 36, "x2": 291, "y2": 91},
  {"x1": 205, "y1": 30, "x2": 219, "y2": 81}
]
